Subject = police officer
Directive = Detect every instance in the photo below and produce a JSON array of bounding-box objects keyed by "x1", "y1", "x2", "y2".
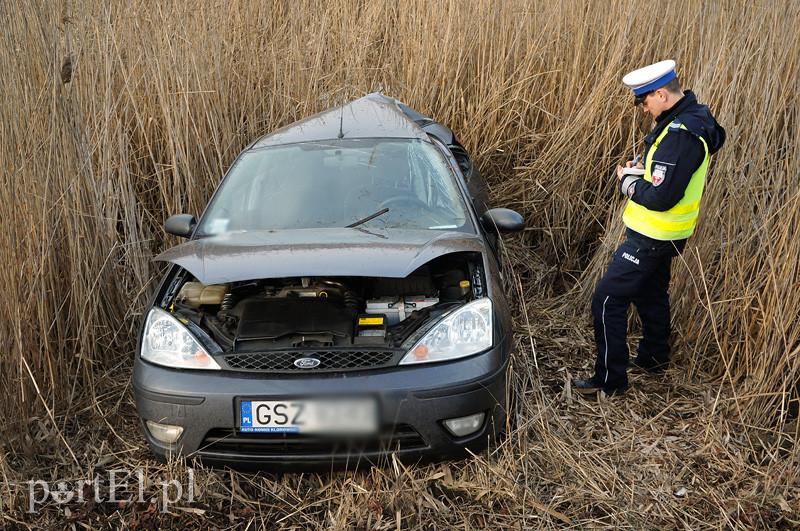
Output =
[{"x1": 574, "y1": 60, "x2": 726, "y2": 396}]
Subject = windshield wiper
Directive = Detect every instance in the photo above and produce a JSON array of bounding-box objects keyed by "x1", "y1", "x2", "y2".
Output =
[{"x1": 346, "y1": 207, "x2": 389, "y2": 228}]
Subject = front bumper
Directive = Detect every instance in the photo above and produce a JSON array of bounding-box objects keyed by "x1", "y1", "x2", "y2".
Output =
[{"x1": 133, "y1": 342, "x2": 508, "y2": 469}]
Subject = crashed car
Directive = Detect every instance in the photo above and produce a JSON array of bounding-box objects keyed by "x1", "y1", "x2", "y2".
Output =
[{"x1": 133, "y1": 93, "x2": 524, "y2": 468}]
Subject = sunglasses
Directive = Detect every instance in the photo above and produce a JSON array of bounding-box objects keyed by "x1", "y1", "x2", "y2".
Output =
[{"x1": 634, "y1": 90, "x2": 654, "y2": 106}]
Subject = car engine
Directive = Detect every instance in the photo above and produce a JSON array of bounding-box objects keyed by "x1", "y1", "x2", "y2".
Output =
[{"x1": 166, "y1": 252, "x2": 484, "y2": 354}]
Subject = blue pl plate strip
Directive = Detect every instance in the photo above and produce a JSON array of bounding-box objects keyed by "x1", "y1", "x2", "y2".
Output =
[{"x1": 240, "y1": 401, "x2": 253, "y2": 428}]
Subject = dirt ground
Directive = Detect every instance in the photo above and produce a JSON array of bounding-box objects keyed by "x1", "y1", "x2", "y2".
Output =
[{"x1": 3, "y1": 292, "x2": 798, "y2": 530}]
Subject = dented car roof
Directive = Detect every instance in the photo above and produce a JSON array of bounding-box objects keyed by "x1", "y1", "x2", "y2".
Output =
[{"x1": 251, "y1": 93, "x2": 431, "y2": 149}]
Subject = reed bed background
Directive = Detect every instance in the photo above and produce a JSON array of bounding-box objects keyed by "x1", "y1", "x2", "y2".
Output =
[{"x1": 1, "y1": 0, "x2": 799, "y2": 528}]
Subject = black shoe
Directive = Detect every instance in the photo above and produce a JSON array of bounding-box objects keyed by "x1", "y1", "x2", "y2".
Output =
[
  {"x1": 629, "y1": 358, "x2": 668, "y2": 374},
  {"x1": 573, "y1": 377, "x2": 628, "y2": 396}
]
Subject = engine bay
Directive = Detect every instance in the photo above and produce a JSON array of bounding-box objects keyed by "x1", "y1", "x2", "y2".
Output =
[{"x1": 162, "y1": 252, "x2": 486, "y2": 353}]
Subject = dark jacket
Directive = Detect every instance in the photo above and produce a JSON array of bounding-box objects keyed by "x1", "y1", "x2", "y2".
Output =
[{"x1": 627, "y1": 91, "x2": 726, "y2": 253}]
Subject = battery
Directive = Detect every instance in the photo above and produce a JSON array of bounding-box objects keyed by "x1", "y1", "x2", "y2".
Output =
[{"x1": 356, "y1": 314, "x2": 387, "y2": 337}]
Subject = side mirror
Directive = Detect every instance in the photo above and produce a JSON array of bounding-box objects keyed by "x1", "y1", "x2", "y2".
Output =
[
  {"x1": 480, "y1": 208, "x2": 525, "y2": 234},
  {"x1": 165, "y1": 214, "x2": 196, "y2": 238}
]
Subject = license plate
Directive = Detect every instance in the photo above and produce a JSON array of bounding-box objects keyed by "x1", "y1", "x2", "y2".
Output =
[{"x1": 239, "y1": 398, "x2": 378, "y2": 434}]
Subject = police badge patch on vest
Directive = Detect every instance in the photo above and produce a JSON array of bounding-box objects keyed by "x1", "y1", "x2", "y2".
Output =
[{"x1": 652, "y1": 163, "x2": 668, "y2": 186}]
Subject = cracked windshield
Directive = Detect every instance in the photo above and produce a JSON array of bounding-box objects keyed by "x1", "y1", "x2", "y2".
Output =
[{"x1": 197, "y1": 138, "x2": 471, "y2": 235}]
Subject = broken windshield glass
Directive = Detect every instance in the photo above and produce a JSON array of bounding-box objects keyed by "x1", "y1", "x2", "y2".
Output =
[{"x1": 196, "y1": 139, "x2": 472, "y2": 235}]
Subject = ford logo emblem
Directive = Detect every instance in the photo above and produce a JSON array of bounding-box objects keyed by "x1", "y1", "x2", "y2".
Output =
[{"x1": 293, "y1": 357, "x2": 321, "y2": 369}]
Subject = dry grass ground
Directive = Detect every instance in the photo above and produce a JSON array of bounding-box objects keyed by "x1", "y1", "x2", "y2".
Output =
[{"x1": 1, "y1": 0, "x2": 799, "y2": 528}]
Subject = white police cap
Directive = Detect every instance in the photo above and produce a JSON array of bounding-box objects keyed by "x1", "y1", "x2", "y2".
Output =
[{"x1": 622, "y1": 60, "x2": 677, "y2": 96}]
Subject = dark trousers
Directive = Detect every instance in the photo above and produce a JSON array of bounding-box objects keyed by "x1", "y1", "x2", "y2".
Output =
[{"x1": 591, "y1": 234, "x2": 681, "y2": 389}]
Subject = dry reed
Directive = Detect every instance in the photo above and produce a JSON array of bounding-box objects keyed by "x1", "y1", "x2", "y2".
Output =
[{"x1": 1, "y1": 0, "x2": 799, "y2": 528}]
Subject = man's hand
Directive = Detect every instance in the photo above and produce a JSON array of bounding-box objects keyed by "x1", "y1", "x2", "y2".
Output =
[
  {"x1": 616, "y1": 160, "x2": 644, "y2": 181},
  {"x1": 617, "y1": 160, "x2": 644, "y2": 198}
]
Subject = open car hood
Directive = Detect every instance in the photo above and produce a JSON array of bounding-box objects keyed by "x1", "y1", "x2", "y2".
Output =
[{"x1": 155, "y1": 228, "x2": 484, "y2": 284}]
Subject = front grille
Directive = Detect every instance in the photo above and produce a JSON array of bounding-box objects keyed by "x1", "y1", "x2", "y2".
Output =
[
  {"x1": 198, "y1": 424, "x2": 427, "y2": 458},
  {"x1": 222, "y1": 349, "x2": 401, "y2": 373}
]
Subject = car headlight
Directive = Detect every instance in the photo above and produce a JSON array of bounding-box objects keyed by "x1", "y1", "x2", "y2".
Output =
[
  {"x1": 400, "y1": 298, "x2": 492, "y2": 365},
  {"x1": 141, "y1": 307, "x2": 221, "y2": 370}
]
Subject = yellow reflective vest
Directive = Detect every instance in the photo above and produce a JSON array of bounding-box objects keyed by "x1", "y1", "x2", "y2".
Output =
[{"x1": 623, "y1": 121, "x2": 710, "y2": 240}]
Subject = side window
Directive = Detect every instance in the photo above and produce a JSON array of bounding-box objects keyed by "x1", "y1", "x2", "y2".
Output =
[
  {"x1": 451, "y1": 146, "x2": 473, "y2": 180},
  {"x1": 450, "y1": 145, "x2": 489, "y2": 215}
]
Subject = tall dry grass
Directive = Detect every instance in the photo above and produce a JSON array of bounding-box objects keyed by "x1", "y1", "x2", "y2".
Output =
[{"x1": 1, "y1": 0, "x2": 799, "y2": 527}]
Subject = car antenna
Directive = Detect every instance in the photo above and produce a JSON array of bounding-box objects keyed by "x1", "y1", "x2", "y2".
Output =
[{"x1": 337, "y1": 99, "x2": 345, "y2": 139}]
